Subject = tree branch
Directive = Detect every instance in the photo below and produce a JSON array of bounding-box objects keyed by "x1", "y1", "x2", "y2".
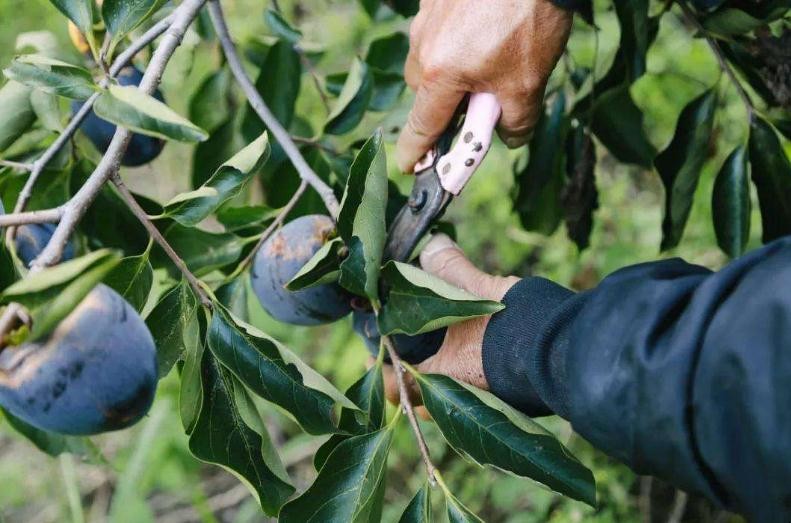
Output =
[
  {"x1": 678, "y1": 1, "x2": 755, "y2": 120},
  {"x1": 0, "y1": 207, "x2": 64, "y2": 227},
  {"x1": 0, "y1": 160, "x2": 33, "y2": 171},
  {"x1": 111, "y1": 174, "x2": 212, "y2": 308},
  {"x1": 9, "y1": 14, "x2": 176, "y2": 224},
  {"x1": 28, "y1": 0, "x2": 209, "y2": 272},
  {"x1": 207, "y1": 0, "x2": 341, "y2": 219},
  {"x1": 382, "y1": 335, "x2": 438, "y2": 486}
]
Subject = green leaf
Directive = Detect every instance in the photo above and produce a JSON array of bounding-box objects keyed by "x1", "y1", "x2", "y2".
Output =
[
  {"x1": 30, "y1": 90, "x2": 63, "y2": 132},
  {"x1": 414, "y1": 373, "x2": 597, "y2": 506},
  {"x1": 162, "y1": 133, "x2": 270, "y2": 226},
  {"x1": 398, "y1": 483, "x2": 432, "y2": 523},
  {"x1": 146, "y1": 280, "x2": 199, "y2": 377},
  {"x1": 94, "y1": 84, "x2": 208, "y2": 142},
  {"x1": 216, "y1": 204, "x2": 279, "y2": 232},
  {"x1": 0, "y1": 81, "x2": 35, "y2": 152},
  {"x1": 179, "y1": 308, "x2": 207, "y2": 434},
  {"x1": 188, "y1": 350, "x2": 294, "y2": 515},
  {"x1": 712, "y1": 145, "x2": 751, "y2": 258},
  {"x1": 188, "y1": 69, "x2": 232, "y2": 134},
  {"x1": 265, "y1": 9, "x2": 302, "y2": 45},
  {"x1": 46, "y1": 0, "x2": 95, "y2": 51},
  {"x1": 378, "y1": 261, "x2": 504, "y2": 336},
  {"x1": 1, "y1": 250, "x2": 121, "y2": 341},
  {"x1": 562, "y1": 125, "x2": 598, "y2": 251},
  {"x1": 159, "y1": 224, "x2": 245, "y2": 276},
  {"x1": 337, "y1": 130, "x2": 388, "y2": 300},
  {"x1": 314, "y1": 362, "x2": 386, "y2": 470},
  {"x1": 325, "y1": 58, "x2": 374, "y2": 135},
  {"x1": 215, "y1": 277, "x2": 249, "y2": 322},
  {"x1": 514, "y1": 93, "x2": 568, "y2": 235},
  {"x1": 192, "y1": 118, "x2": 241, "y2": 188},
  {"x1": 242, "y1": 39, "x2": 301, "y2": 142},
  {"x1": 286, "y1": 237, "x2": 344, "y2": 291},
  {"x1": 4, "y1": 55, "x2": 97, "y2": 100},
  {"x1": 366, "y1": 32, "x2": 409, "y2": 74},
  {"x1": 102, "y1": 0, "x2": 166, "y2": 55},
  {"x1": 385, "y1": 0, "x2": 420, "y2": 17},
  {"x1": 656, "y1": 89, "x2": 718, "y2": 250},
  {"x1": 369, "y1": 70, "x2": 406, "y2": 112},
  {"x1": 280, "y1": 426, "x2": 394, "y2": 523},
  {"x1": 444, "y1": 489, "x2": 483, "y2": 523},
  {"x1": 207, "y1": 309, "x2": 354, "y2": 435},
  {"x1": 748, "y1": 117, "x2": 791, "y2": 242},
  {"x1": 591, "y1": 85, "x2": 656, "y2": 168},
  {"x1": 103, "y1": 245, "x2": 153, "y2": 312},
  {"x1": 3, "y1": 409, "x2": 100, "y2": 459},
  {"x1": 614, "y1": 0, "x2": 651, "y2": 81}
]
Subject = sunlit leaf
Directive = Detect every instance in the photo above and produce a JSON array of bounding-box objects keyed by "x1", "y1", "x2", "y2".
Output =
[
  {"x1": 162, "y1": 133, "x2": 270, "y2": 226},
  {"x1": 1, "y1": 250, "x2": 121, "y2": 341},
  {"x1": 103, "y1": 244, "x2": 153, "y2": 312},
  {"x1": 0, "y1": 81, "x2": 35, "y2": 152},
  {"x1": 102, "y1": 0, "x2": 166, "y2": 55},
  {"x1": 94, "y1": 84, "x2": 208, "y2": 142},
  {"x1": 4, "y1": 55, "x2": 97, "y2": 100},
  {"x1": 286, "y1": 237, "x2": 344, "y2": 291}
]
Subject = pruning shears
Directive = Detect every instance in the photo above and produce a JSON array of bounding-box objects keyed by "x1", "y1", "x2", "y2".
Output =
[{"x1": 383, "y1": 93, "x2": 502, "y2": 262}]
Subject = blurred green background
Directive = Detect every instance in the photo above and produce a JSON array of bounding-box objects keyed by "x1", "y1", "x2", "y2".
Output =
[{"x1": 0, "y1": 0, "x2": 768, "y2": 521}]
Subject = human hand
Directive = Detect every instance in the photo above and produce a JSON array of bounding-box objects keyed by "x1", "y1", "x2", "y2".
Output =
[
  {"x1": 382, "y1": 234, "x2": 520, "y2": 411},
  {"x1": 396, "y1": 0, "x2": 573, "y2": 172}
]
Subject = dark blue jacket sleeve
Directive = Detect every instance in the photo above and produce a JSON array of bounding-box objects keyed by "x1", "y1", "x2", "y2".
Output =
[{"x1": 482, "y1": 237, "x2": 791, "y2": 522}]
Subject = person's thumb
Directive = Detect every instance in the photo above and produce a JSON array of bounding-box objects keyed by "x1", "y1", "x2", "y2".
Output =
[{"x1": 419, "y1": 234, "x2": 517, "y2": 301}]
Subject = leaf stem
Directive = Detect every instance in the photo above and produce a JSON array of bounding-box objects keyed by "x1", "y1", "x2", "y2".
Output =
[
  {"x1": 381, "y1": 334, "x2": 438, "y2": 486},
  {"x1": 0, "y1": 160, "x2": 33, "y2": 171},
  {"x1": 111, "y1": 174, "x2": 212, "y2": 308},
  {"x1": 207, "y1": 0, "x2": 341, "y2": 219},
  {"x1": 677, "y1": 1, "x2": 755, "y2": 121}
]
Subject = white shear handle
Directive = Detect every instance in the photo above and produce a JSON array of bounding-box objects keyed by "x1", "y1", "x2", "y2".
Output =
[{"x1": 437, "y1": 93, "x2": 502, "y2": 195}]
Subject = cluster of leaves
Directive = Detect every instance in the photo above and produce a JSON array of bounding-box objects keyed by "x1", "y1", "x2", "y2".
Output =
[
  {"x1": 514, "y1": 0, "x2": 791, "y2": 258},
  {"x1": 0, "y1": 0, "x2": 597, "y2": 519}
]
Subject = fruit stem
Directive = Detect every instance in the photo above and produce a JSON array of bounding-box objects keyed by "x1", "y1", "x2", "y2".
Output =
[
  {"x1": 207, "y1": 0, "x2": 341, "y2": 219},
  {"x1": 111, "y1": 174, "x2": 213, "y2": 309},
  {"x1": 381, "y1": 333, "x2": 438, "y2": 486}
]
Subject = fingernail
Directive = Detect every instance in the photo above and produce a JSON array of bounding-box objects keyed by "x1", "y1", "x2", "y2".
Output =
[{"x1": 421, "y1": 234, "x2": 457, "y2": 259}]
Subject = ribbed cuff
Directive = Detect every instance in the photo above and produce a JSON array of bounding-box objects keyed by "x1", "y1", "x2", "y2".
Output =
[{"x1": 482, "y1": 277, "x2": 574, "y2": 417}]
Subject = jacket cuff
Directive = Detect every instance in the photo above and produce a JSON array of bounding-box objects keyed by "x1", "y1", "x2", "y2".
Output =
[{"x1": 482, "y1": 277, "x2": 574, "y2": 417}]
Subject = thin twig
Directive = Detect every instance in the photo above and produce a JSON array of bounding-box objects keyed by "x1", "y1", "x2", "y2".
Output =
[
  {"x1": 667, "y1": 490, "x2": 689, "y2": 523},
  {"x1": 207, "y1": 0, "x2": 341, "y2": 219},
  {"x1": 231, "y1": 180, "x2": 307, "y2": 277},
  {"x1": 0, "y1": 160, "x2": 33, "y2": 171},
  {"x1": 677, "y1": 1, "x2": 755, "y2": 120},
  {"x1": 111, "y1": 174, "x2": 212, "y2": 308},
  {"x1": 382, "y1": 335, "x2": 437, "y2": 485},
  {"x1": 291, "y1": 135, "x2": 339, "y2": 155},
  {"x1": 0, "y1": 207, "x2": 64, "y2": 227},
  {"x1": 7, "y1": 13, "x2": 175, "y2": 241},
  {"x1": 28, "y1": 0, "x2": 209, "y2": 271},
  {"x1": 298, "y1": 50, "x2": 331, "y2": 113}
]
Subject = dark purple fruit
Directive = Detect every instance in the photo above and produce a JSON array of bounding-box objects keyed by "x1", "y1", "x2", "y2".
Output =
[
  {"x1": 352, "y1": 310, "x2": 446, "y2": 364},
  {"x1": 251, "y1": 215, "x2": 353, "y2": 326},
  {"x1": 0, "y1": 285, "x2": 157, "y2": 435},
  {"x1": 15, "y1": 223, "x2": 75, "y2": 267},
  {"x1": 71, "y1": 66, "x2": 165, "y2": 167}
]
